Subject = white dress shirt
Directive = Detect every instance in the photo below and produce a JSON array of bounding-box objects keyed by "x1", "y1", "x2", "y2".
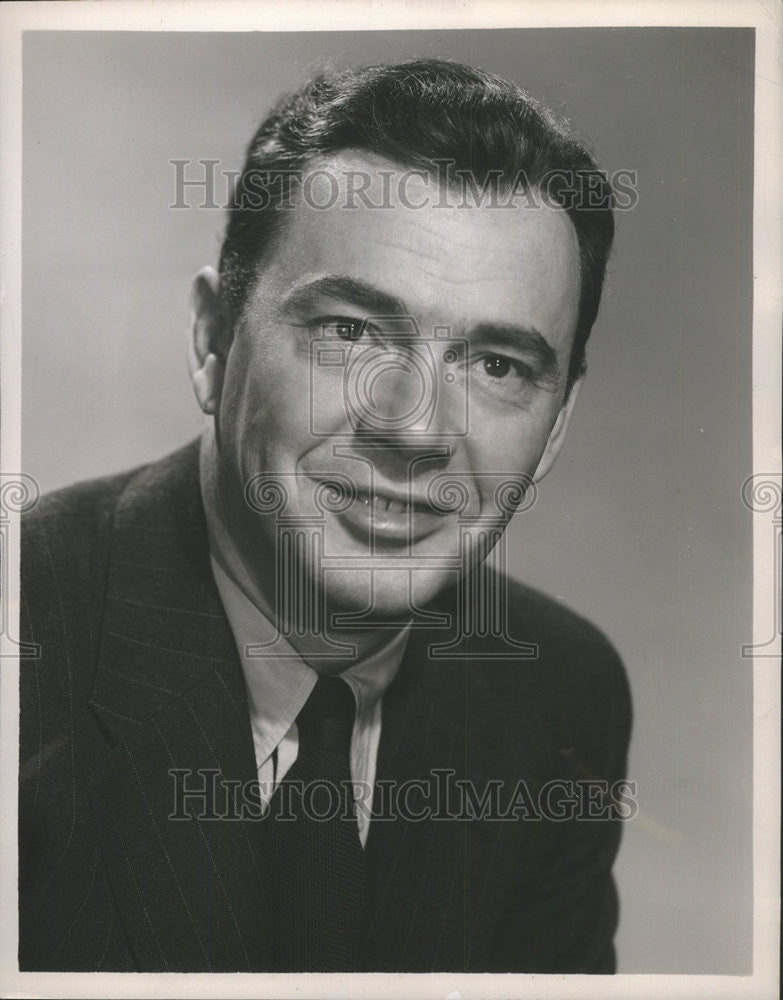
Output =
[{"x1": 199, "y1": 429, "x2": 410, "y2": 845}]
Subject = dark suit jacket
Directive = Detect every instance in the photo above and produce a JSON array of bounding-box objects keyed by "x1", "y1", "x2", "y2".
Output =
[{"x1": 19, "y1": 440, "x2": 631, "y2": 973}]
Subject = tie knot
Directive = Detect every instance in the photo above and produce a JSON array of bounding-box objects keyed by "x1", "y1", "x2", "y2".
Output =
[{"x1": 296, "y1": 676, "x2": 355, "y2": 757}]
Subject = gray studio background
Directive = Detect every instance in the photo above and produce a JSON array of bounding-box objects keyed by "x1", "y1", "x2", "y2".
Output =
[{"x1": 22, "y1": 28, "x2": 754, "y2": 973}]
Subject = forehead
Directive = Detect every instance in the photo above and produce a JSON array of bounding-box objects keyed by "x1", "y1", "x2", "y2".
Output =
[{"x1": 257, "y1": 152, "x2": 580, "y2": 349}]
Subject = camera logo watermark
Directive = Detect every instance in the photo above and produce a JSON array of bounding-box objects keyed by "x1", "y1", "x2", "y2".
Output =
[{"x1": 310, "y1": 317, "x2": 470, "y2": 440}]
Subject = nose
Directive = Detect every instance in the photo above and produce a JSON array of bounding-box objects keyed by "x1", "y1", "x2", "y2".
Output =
[
  {"x1": 348, "y1": 342, "x2": 457, "y2": 445},
  {"x1": 365, "y1": 352, "x2": 431, "y2": 434}
]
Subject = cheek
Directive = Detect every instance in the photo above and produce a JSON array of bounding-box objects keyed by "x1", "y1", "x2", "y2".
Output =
[
  {"x1": 466, "y1": 411, "x2": 549, "y2": 476},
  {"x1": 465, "y1": 406, "x2": 558, "y2": 514},
  {"x1": 220, "y1": 336, "x2": 315, "y2": 463}
]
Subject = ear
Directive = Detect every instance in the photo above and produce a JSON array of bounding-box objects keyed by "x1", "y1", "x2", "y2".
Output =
[
  {"x1": 188, "y1": 265, "x2": 232, "y2": 415},
  {"x1": 532, "y1": 377, "x2": 583, "y2": 483}
]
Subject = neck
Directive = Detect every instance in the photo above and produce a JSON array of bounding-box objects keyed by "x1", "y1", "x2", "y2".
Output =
[{"x1": 255, "y1": 599, "x2": 405, "y2": 675}]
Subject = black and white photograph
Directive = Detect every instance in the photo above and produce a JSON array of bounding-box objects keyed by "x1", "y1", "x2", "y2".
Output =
[{"x1": 0, "y1": 2, "x2": 779, "y2": 998}]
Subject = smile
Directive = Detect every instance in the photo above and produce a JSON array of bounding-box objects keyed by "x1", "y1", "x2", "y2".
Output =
[
  {"x1": 312, "y1": 476, "x2": 446, "y2": 544},
  {"x1": 356, "y1": 490, "x2": 407, "y2": 513},
  {"x1": 352, "y1": 487, "x2": 434, "y2": 515},
  {"x1": 315, "y1": 477, "x2": 436, "y2": 515}
]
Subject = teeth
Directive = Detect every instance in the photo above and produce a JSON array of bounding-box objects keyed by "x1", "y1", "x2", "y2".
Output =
[
  {"x1": 326, "y1": 481, "x2": 431, "y2": 515},
  {"x1": 356, "y1": 490, "x2": 408, "y2": 513}
]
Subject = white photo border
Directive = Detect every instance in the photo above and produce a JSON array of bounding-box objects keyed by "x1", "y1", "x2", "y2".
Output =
[{"x1": 1, "y1": 2, "x2": 779, "y2": 998}]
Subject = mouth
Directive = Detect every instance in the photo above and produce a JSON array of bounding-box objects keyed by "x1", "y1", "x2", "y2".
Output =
[
  {"x1": 311, "y1": 476, "x2": 445, "y2": 544},
  {"x1": 348, "y1": 486, "x2": 433, "y2": 515},
  {"x1": 313, "y1": 474, "x2": 436, "y2": 514}
]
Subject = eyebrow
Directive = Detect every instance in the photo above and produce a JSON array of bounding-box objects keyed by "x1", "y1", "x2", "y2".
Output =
[
  {"x1": 279, "y1": 273, "x2": 562, "y2": 386},
  {"x1": 279, "y1": 274, "x2": 409, "y2": 319}
]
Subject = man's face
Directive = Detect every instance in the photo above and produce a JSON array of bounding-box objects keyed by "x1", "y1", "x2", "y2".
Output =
[{"x1": 208, "y1": 152, "x2": 581, "y2": 620}]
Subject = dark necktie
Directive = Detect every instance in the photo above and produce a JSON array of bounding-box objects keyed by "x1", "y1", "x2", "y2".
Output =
[{"x1": 268, "y1": 675, "x2": 365, "y2": 971}]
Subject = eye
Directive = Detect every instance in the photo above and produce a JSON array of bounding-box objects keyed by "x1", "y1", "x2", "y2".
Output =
[
  {"x1": 321, "y1": 316, "x2": 365, "y2": 342},
  {"x1": 482, "y1": 355, "x2": 513, "y2": 378},
  {"x1": 471, "y1": 352, "x2": 536, "y2": 404}
]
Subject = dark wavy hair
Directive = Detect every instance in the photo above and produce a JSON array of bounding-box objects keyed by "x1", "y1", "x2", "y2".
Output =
[{"x1": 219, "y1": 58, "x2": 615, "y2": 389}]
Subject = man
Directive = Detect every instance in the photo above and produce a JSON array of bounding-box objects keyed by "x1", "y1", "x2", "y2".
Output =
[{"x1": 19, "y1": 58, "x2": 631, "y2": 973}]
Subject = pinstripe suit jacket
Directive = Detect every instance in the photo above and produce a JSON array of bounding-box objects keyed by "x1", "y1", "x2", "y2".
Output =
[{"x1": 19, "y1": 440, "x2": 631, "y2": 973}]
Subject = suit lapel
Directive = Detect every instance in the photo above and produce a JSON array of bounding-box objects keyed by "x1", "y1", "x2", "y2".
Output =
[{"x1": 87, "y1": 443, "x2": 275, "y2": 971}]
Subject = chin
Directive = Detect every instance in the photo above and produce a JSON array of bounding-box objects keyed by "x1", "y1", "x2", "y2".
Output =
[{"x1": 324, "y1": 567, "x2": 456, "y2": 627}]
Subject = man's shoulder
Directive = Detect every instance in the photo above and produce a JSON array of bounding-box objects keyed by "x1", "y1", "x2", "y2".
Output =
[
  {"x1": 503, "y1": 574, "x2": 622, "y2": 662},
  {"x1": 24, "y1": 463, "x2": 142, "y2": 540},
  {"x1": 22, "y1": 441, "x2": 200, "y2": 554},
  {"x1": 19, "y1": 442, "x2": 204, "y2": 736},
  {"x1": 21, "y1": 441, "x2": 202, "y2": 627},
  {"x1": 466, "y1": 573, "x2": 632, "y2": 748},
  {"x1": 21, "y1": 463, "x2": 140, "y2": 600}
]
